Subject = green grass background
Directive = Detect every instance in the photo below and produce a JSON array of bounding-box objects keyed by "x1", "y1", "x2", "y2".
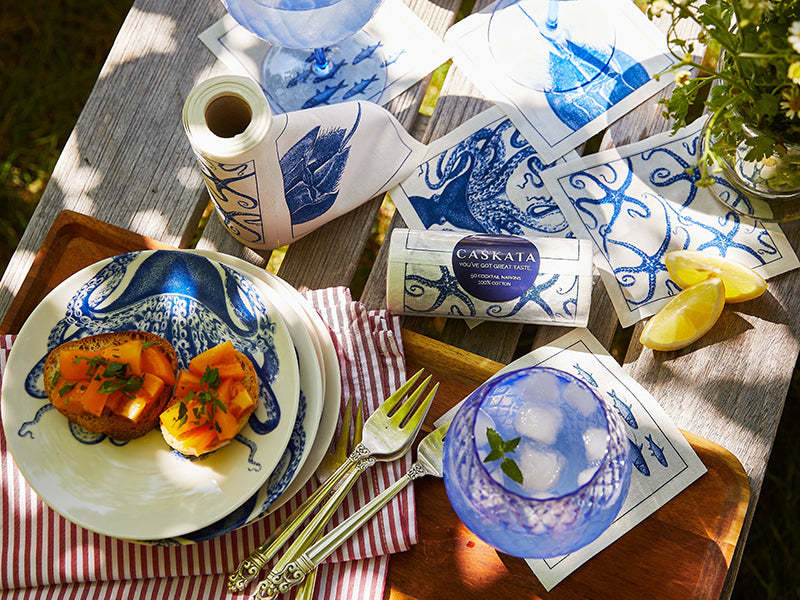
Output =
[{"x1": 0, "y1": 1, "x2": 797, "y2": 597}]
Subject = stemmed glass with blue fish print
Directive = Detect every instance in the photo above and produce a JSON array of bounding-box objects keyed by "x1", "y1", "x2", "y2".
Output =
[
  {"x1": 443, "y1": 367, "x2": 631, "y2": 558},
  {"x1": 487, "y1": 0, "x2": 615, "y2": 93},
  {"x1": 220, "y1": 0, "x2": 388, "y2": 113}
]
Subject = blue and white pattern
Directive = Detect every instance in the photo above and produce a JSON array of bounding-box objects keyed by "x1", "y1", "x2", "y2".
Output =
[
  {"x1": 391, "y1": 106, "x2": 571, "y2": 237},
  {"x1": 444, "y1": 0, "x2": 678, "y2": 162},
  {"x1": 542, "y1": 118, "x2": 800, "y2": 326},
  {"x1": 280, "y1": 104, "x2": 360, "y2": 228},
  {"x1": 2, "y1": 250, "x2": 301, "y2": 541},
  {"x1": 194, "y1": 154, "x2": 267, "y2": 248},
  {"x1": 23, "y1": 251, "x2": 281, "y2": 433},
  {"x1": 387, "y1": 229, "x2": 593, "y2": 327},
  {"x1": 435, "y1": 328, "x2": 707, "y2": 591},
  {"x1": 200, "y1": 0, "x2": 450, "y2": 114},
  {"x1": 188, "y1": 88, "x2": 425, "y2": 250}
]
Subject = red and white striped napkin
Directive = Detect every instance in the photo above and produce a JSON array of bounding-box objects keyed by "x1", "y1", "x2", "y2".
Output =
[{"x1": 0, "y1": 286, "x2": 414, "y2": 599}]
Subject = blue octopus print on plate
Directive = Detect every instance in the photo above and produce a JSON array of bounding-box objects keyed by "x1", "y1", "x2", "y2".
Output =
[
  {"x1": 194, "y1": 152, "x2": 266, "y2": 248},
  {"x1": 392, "y1": 107, "x2": 571, "y2": 237},
  {"x1": 22, "y1": 250, "x2": 283, "y2": 446},
  {"x1": 542, "y1": 119, "x2": 800, "y2": 326}
]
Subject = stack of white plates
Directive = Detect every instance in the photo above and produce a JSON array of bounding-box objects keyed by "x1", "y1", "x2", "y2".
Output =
[{"x1": 0, "y1": 250, "x2": 340, "y2": 544}]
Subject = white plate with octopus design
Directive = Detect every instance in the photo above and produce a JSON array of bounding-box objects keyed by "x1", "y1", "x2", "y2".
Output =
[{"x1": 0, "y1": 250, "x2": 299, "y2": 540}]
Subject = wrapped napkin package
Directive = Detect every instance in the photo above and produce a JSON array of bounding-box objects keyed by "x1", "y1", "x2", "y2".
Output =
[
  {"x1": 387, "y1": 229, "x2": 593, "y2": 326},
  {"x1": 183, "y1": 75, "x2": 426, "y2": 250}
]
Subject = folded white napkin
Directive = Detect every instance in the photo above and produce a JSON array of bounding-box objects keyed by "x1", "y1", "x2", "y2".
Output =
[{"x1": 183, "y1": 75, "x2": 426, "y2": 251}]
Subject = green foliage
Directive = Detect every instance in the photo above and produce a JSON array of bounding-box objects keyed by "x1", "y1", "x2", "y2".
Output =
[
  {"x1": 484, "y1": 427, "x2": 524, "y2": 484},
  {"x1": 0, "y1": 0, "x2": 132, "y2": 272},
  {"x1": 644, "y1": 0, "x2": 800, "y2": 186}
]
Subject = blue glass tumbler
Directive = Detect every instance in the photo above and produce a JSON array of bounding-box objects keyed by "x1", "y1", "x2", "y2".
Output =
[{"x1": 443, "y1": 366, "x2": 631, "y2": 558}]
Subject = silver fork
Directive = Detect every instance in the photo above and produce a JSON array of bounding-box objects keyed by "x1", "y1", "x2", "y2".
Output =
[
  {"x1": 228, "y1": 369, "x2": 436, "y2": 591},
  {"x1": 292, "y1": 397, "x2": 363, "y2": 600},
  {"x1": 253, "y1": 421, "x2": 450, "y2": 599}
]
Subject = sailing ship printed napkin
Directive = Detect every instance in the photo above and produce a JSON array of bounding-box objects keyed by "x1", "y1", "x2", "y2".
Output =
[
  {"x1": 541, "y1": 117, "x2": 800, "y2": 327},
  {"x1": 435, "y1": 327, "x2": 707, "y2": 591},
  {"x1": 183, "y1": 75, "x2": 426, "y2": 251},
  {"x1": 444, "y1": 0, "x2": 678, "y2": 162},
  {"x1": 201, "y1": 0, "x2": 450, "y2": 113}
]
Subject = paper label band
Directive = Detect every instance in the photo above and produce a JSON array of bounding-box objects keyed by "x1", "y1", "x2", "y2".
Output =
[{"x1": 452, "y1": 234, "x2": 540, "y2": 302}]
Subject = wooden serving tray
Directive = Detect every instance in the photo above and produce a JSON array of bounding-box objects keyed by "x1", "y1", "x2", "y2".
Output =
[{"x1": 0, "y1": 210, "x2": 750, "y2": 600}]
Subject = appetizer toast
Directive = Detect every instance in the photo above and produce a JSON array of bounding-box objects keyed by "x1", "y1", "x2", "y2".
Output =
[
  {"x1": 159, "y1": 340, "x2": 259, "y2": 457},
  {"x1": 43, "y1": 331, "x2": 178, "y2": 441}
]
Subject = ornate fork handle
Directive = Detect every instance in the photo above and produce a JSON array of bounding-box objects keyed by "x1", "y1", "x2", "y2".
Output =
[
  {"x1": 251, "y1": 463, "x2": 428, "y2": 600},
  {"x1": 227, "y1": 443, "x2": 375, "y2": 591}
]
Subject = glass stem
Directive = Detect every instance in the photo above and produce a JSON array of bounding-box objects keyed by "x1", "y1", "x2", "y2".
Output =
[
  {"x1": 311, "y1": 48, "x2": 331, "y2": 77},
  {"x1": 545, "y1": 0, "x2": 559, "y2": 30}
]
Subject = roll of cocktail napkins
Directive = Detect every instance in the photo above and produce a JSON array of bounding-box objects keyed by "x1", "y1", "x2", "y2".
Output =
[
  {"x1": 183, "y1": 75, "x2": 425, "y2": 250},
  {"x1": 387, "y1": 229, "x2": 593, "y2": 326}
]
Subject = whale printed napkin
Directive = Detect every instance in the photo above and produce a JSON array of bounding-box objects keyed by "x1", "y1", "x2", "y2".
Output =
[{"x1": 444, "y1": 0, "x2": 678, "y2": 162}]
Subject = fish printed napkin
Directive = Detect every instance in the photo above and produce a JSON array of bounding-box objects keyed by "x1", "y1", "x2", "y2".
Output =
[
  {"x1": 0, "y1": 287, "x2": 413, "y2": 600},
  {"x1": 444, "y1": 0, "x2": 678, "y2": 162},
  {"x1": 389, "y1": 105, "x2": 574, "y2": 237},
  {"x1": 200, "y1": 0, "x2": 450, "y2": 114},
  {"x1": 436, "y1": 327, "x2": 707, "y2": 591},
  {"x1": 541, "y1": 117, "x2": 800, "y2": 327}
]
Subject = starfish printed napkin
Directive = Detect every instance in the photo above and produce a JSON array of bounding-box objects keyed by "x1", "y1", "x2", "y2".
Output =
[{"x1": 541, "y1": 117, "x2": 800, "y2": 327}]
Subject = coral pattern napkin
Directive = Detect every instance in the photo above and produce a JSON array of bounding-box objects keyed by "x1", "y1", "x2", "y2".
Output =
[{"x1": 0, "y1": 286, "x2": 413, "y2": 599}]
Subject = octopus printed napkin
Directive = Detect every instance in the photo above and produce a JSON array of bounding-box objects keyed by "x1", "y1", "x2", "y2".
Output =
[{"x1": 389, "y1": 105, "x2": 575, "y2": 238}]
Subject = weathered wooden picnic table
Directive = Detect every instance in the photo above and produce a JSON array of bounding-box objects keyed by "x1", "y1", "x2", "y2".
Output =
[{"x1": 1, "y1": 0, "x2": 797, "y2": 598}]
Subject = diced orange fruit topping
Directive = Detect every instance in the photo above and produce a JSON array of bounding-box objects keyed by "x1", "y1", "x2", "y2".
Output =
[
  {"x1": 160, "y1": 341, "x2": 255, "y2": 454},
  {"x1": 189, "y1": 340, "x2": 238, "y2": 377},
  {"x1": 141, "y1": 345, "x2": 176, "y2": 385},
  {"x1": 52, "y1": 338, "x2": 176, "y2": 422},
  {"x1": 101, "y1": 339, "x2": 143, "y2": 374}
]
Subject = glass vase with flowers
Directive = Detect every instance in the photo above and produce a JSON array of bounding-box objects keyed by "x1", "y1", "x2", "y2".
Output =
[{"x1": 644, "y1": 0, "x2": 800, "y2": 221}]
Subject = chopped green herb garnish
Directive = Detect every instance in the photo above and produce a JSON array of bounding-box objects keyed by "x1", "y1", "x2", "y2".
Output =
[
  {"x1": 58, "y1": 381, "x2": 76, "y2": 397},
  {"x1": 177, "y1": 366, "x2": 227, "y2": 427}
]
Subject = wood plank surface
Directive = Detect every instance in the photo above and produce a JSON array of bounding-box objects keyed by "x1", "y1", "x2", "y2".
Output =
[
  {"x1": 0, "y1": 211, "x2": 749, "y2": 600},
  {"x1": 0, "y1": 1, "x2": 795, "y2": 598},
  {"x1": 196, "y1": 0, "x2": 464, "y2": 293},
  {"x1": 0, "y1": 0, "x2": 233, "y2": 323}
]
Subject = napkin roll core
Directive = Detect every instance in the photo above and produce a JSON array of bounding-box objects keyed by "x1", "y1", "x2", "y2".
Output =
[
  {"x1": 182, "y1": 75, "x2": 273, "y2": 161},
  {"x1": 205, "y1": 94, "x2": 252, "y2": 139}
]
